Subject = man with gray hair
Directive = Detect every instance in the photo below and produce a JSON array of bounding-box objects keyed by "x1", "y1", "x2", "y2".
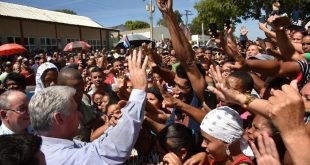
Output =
[
  {"x1": 0, "y1": 90, "x2": 30, "y2": 135},
  {"x1": 29, "y1": 50, "x2": 149, "y2": 164}
]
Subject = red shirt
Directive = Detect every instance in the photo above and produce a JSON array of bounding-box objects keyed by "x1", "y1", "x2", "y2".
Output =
[{"x1": 209, "y1": 155, "x2": 253, "y2": 165}]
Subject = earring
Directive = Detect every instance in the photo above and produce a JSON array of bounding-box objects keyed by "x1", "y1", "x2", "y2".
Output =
[{"x1": 225, "y1": 146, "x2": 231, "y2": 156}]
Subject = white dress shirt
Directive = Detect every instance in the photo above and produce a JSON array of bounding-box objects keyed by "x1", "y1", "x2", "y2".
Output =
[
  {"x1": 40, "y1": 89, "x2": 146, "y2": 165},
  {"x1": 0, "y1": 123, "x2": 14, "y2": 135}
]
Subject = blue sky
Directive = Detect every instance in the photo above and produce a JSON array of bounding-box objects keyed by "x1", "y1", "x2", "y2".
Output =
[{"x1": 1, "y1": 0, "x2": 264, "y2": 40}]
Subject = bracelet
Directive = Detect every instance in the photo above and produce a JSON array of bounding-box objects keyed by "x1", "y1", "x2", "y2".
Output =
[{"x1": 243, "y1": 94, "x2": 256, "y2": 108}]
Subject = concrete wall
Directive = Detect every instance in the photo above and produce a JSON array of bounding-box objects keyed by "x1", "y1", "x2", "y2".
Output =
[
  {"x1": 120, "y1": 26, "x2": 171, "y2": 41},
  {"x1": 0, "y1": 17, "x2": 20, "y2": 37},
  {"x1": 23, "y1": 20, "x2": 55, "y2": 38},
  {"x1": 56, "y1": 24, "x2": 79, "y2": 40},
  {"x1": 82, "y1": 27, "x2": 100, "y2": 40},
  {"x1": 0, "y1": 16, "x2": 115, "y2": 50}
]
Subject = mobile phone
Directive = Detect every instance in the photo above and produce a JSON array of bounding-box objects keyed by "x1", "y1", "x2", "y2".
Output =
[
  {"x1": 259, "y1": 15, "x2": 266, "y2": 23},
  {"x1": 273, "y1": 16, "x2": 290, "y2": 28},
  {"x1": 209, "y1": 23, "x2": 218, "y2": 38},
  {"x1": 225, "y1": 20, "x2": 231, "y2": 29}
]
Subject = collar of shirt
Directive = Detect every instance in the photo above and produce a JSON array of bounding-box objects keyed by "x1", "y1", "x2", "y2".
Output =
[
  {"x1": 0, "y1": 124, "x2": 15, "y2": 135},
  {"x1": 41, "y1": 136, "x2": 76, "y2": 146}
]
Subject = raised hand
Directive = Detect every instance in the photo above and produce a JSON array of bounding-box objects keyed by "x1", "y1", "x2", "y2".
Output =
[
  {"x1": 268, "y1": 80, "x2": 305, "y2": 136},
  {"x1": 207, "y1": 65, "x2": 245, "y2": 105},
  {"x1": 226, "y1": 26, "x2": 234, "y2": 37},
  {"x1": 240, "y1": 26, "x2": 248, "y2": 36},
  {"x1": 142, "y1": 43, "x2": 161, "y2": 68},
  {"x1": 128, "y1": 49, "x2": 148, "y2": 91},
  {"x1": 249, "y1": 132, "x2": 281, "y2": 165},
  {"x1": 222, "y1": 28, "x2": 245, "y2": 63},
  {"x1": 259, "y1": 22, "x2": 268, "y2": 31},
  {"x1": 115, "y1": 70, "x2": 125, "y2": 89},
  {"x1": 162, "y1": 95, "x2": 179, "y2": 109},
  {"x1": 156, "y1": 0, "x2": 173, "y2": 14},
  {"x1": 267, "y1": 15, "x2": 290, "y2": 30}
]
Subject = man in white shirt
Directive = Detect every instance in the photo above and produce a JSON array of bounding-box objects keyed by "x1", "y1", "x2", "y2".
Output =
[
  {"x1": 28, "y1": 50, "x2": 148, "y2": 164},
  {"x1": 0, "y1": 90, "x2": 30, "y2": 135}
]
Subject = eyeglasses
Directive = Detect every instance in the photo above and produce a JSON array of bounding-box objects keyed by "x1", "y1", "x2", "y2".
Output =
[{"x1": 3, "y1": 107, "x2": 28, "y2": 114}]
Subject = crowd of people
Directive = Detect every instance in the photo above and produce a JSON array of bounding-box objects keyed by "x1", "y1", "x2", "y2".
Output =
[{"x1": 0, "y1": 0, "x2": 310, "y2": 164}]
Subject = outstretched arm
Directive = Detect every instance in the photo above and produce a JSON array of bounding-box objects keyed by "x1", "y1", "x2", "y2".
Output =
[
  {"x1": 144, "y1": 44, "x2": 176, "y2": 85},
  {"x1": 156, "y1": 0, "x2": 206, "y2": 102},
  {"x1": 230, "y1": 59, "x2": 301, "y2": 78},
  {"x1": 89, "y1": 50, "x2": 149, "y2": 164},
  {"x1": 268, "y1": 16, "x2": 305, "y2": 61},
  {"x1": 163, "y1": 96, "x2": 208, "y2": 124}
]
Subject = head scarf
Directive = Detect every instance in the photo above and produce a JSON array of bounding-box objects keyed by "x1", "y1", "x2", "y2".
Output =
[
  {"x1": 35, "y1": 62, "x2": 58, "y2": 93},
  {"x1": 200, "y1": 106, "x2": 244, "y2": 144}
]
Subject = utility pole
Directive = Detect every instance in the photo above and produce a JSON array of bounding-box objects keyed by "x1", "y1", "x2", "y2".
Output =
[
  {"x1": 146, "y1": 0, "x2": 155, "y2": 41},
  {"x1": 184, "y1": 10, "x2": 193, "y2": 28},
  {"x1": 202, "y1": 23, "x2": 204, "y2": 46}
]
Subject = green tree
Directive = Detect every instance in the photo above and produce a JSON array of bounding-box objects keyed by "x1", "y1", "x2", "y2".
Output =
[
  {"x1": 54, "y1": 9, "x2": 77, "y2": 15},
  {"x1": 157, "y1": 10, "x2": 184, "y2": 27},
  {"x1": 191, "y1": 0, "x2": 310, "y2": 34},
  {"x1": 124, "y1": 20, "x2": 150, "y2": 30}
]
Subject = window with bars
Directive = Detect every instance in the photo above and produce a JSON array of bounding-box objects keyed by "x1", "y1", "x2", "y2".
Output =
[
  {"x1": 40, "y1": 37, "x2": 57, "y2": 51},
  {"x1": 87, "y1": 39, "x2": 101, "y2": 50},
  {"x1": 7, "y1": 37, "x2": 36, "y2": 50},
  {"x1": 66, "y1": 38, "x2": 78, "y2": 44}
]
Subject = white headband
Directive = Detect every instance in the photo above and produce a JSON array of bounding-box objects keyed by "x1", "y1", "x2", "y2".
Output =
[{"x1": 200, "y1": 106, "x2": 244, "y2": 144}]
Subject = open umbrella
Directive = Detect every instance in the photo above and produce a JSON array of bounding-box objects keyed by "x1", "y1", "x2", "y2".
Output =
[
  {"x1": 64, "y1": 41, "x2": 91, "y2": 51},
  {"x1": 116, "y1": 34, "x2": 154, "y2": 48},
  {"x1": 0, "y1": 43, "x2": 26, "y2": 56}
]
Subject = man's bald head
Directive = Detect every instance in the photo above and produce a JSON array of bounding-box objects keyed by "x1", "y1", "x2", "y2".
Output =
[
  {"x1": 58, "y1": 68, "x2": 84, "y2": 103},
  {"x1": 58, "y1": 68, "x2": 83, "y2": 85}
]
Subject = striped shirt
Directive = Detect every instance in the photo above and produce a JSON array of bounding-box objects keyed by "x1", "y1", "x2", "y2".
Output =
[{"x1": 297, "y1": 60, "x2": 310, "y2": 85}]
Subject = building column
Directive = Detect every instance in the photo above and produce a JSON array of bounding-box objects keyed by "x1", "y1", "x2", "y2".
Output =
[
  {"x1": 19, "y1": 19, "x2": 25, "y2": 46},
  {"x1": 99, "y1": 29, "x2": 103, "y2": 50},
  {"x1": 54, "y1": 23, "x2": 59, "y2": 49},
  {"x1": 79, "y1": 26, "x2": 83, "y2": 41}
]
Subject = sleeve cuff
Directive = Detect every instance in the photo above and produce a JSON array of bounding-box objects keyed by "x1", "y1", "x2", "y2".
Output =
[{"x1": 128, "y1": 89, "x2": 146, "y2": 102}]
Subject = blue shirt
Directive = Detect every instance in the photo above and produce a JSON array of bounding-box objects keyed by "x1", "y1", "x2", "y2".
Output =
[
  {"x1": 40, "y1": 89, "x2": 146, "y2": 165},
  {"x1": 166, "y1": 92, "x2": 201, "y2": 131}
]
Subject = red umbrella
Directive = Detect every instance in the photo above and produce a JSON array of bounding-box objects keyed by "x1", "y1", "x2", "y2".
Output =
[
  {"x1": 63, "y1": 41, "x2": 91, "y2": 51},
  {"x1": 0, "y1": 43, "x2": 27, "y2": 56}
]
